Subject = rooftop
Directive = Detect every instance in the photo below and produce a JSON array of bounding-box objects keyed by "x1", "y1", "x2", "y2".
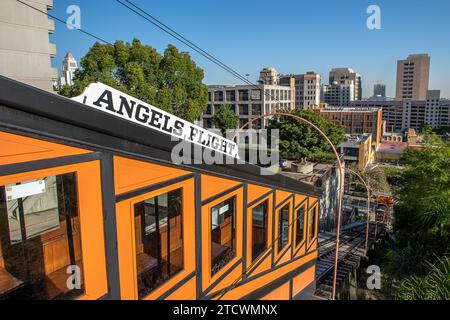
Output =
[{"x1": 377, "y1": 141, "x2": 408, "y2": 154}]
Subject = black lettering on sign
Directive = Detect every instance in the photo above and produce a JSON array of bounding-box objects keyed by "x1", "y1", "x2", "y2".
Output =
[
  {"x1": 93, "y1": 90, "x2": 116, "y2": 112},
  {"x1": 149, "y1": 109, "x2": 163, "y2": 129},
  {"x1": 161, "y1": 114, "x2": 173, "y2": 134},
  {"x1": 173, "y1": 120, "x2": 184, "y2": 137},
  {"x1": 135, "y1": 104, "x2": 150, "y2": 123},
  {"x1": 117, "y1": 96, "x2": 136, "y2": 118}
]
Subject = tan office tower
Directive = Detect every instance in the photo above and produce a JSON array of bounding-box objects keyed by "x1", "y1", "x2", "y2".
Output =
[
  {"x1": 395, "y1": 54, "x2": 430, "y2": 100},
  {"x1": 0, "y1": 0, "x2": 57, "y2": 91}
]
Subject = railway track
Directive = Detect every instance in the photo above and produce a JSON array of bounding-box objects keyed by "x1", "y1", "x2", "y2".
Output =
[{"x1": 314, "y1": 222, "x2": 381, "y2": 300}]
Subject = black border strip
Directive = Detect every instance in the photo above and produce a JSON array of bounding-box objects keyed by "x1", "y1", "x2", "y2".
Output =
[
  {"x1": 194, "y1": 172, "x2": 203, "y2": 300},
  {"x1": 0, "y1": 152, "x2": 102, "y2": 176},
  {"x1": 201, "y1": 183, "x2": 243, "y2": 206},
  {"x1": 115, "y1": 173, "x2": 195, "y2": 202},
  {"x1": 247, "y1": 189, "x2": 275, "y2": 208},
  {"x1": 242, "y1": 183, "x2": 248, "y2": 280},
  {"x1": 156, "y1": 271, "x2": 196, "y2": 300},
  {"x1": 99, "y1": 153, "x2": 121, "y2": 300}
]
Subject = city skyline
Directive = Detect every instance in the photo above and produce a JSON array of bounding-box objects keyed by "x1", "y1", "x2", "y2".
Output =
[{"x1": 50, "y1": 0, "x2": 450, "y2": 98}]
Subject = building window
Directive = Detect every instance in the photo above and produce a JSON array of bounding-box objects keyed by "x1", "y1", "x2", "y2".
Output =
[
  {"x1": 226, "y1": 90, "x2": 236, "y2": 102},
  {"x1": 0, "y1": 173, "x2": 84, "y2": 300},
  {"x1": 309, "y1": 207, "x2": 317, "y2": 242},
  {"x1": 251, "y1": 200, "x2": 268, "y2": 262},
  {"x1": 277, "y1": 203, "x2": 290, "y2": 253},
  {"x1": 211, "y1": 196, "x2": 236, "y2": 276},
  {"x1": 214, "y1": 91, "x2": 224, "y2": 102},
  {"x1": 238, "y1": 90, "x2": 249, "y2": 101},
  {"x1": 134, "y1": 188, "x2": 183, "y2": 299},
  {"x1": 295, "y1": 205, "x2": 306, "y2": 246},
  {"x1": 251, "y1": 89, "x2": 261, "y2": 101},
  {"x1": 239, "y1": 104, "x2": 249, "y2": 115}
]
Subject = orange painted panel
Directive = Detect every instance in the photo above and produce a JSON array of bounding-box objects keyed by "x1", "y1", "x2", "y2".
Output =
[
  {"x1": 247, "y1": 184, "x2": 272, "y2": 204},
  {"x1": 261, "y1": 281, "x2": 290, "y2": 300},
  {"x1": 294, "y1": 194, "x2": 307, "y2": 207},
  {"x1": 201, "y1": 174, "x2": 241, "y2": 201},
  {"x1": 0, "y1": 131, "x2": 91, "y2": 166},
  {"x1": 275, "y1": 190, "x2": 292, "y2": 205},
  {"x1": 114, "y1": 156, "x2": 191, "y2": 195},
  {"x1": 276, "y1": 246, "x2": 291, "y2": 266},
  {"x1": 207, "y1": 262, "x2": 243, "y2": 296},
  {"x1": 165, "y1": 277, "x2": 196, "y2": 300},
  {"x1": 222, "y1": 252, "x2": 316, "y2": 300},
  {"x1": 248, "y1": 253, "x2": 272, "y2": 278},
  {"x1": 292, "y1": 266, "x2": 316, "y2": 298}
]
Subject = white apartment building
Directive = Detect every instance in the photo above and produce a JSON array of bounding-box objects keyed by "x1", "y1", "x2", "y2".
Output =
[
  {"x1": 280, "y1": 71, "x2": 321, "y2": 109},
  {"x1": 322, "y1": 80, "x2": 355, "y2": 107},
  {"x1": 200, "y1": 84, "x2": 294, "y2": 130}
]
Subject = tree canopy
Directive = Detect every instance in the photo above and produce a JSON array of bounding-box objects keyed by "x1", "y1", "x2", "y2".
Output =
[
  {"x1": 211, "y1": 104, "x2": 239, "y2": 135},
  {"x1": 380, "y1": 135, "x2": 450, "y2": 299},
  {"x1": 266, "y1": 108, "x2": 345, "y2": 161},
  {"x1": 60, "y1": 39, "x2": 208, "y2": 122}
]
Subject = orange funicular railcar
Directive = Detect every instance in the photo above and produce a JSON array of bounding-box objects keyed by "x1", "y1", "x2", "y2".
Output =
[{"x1": 0, "y1": 76, "x2": 320, "y2": 300}]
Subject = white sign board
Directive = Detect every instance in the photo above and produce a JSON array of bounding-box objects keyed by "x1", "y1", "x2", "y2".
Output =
[
  {"x1": 5, "y1": 180, "x2": 46, "y2": 201},
  {"x1": 72, "y1": 83, "x2": 239, "y2": 159}
]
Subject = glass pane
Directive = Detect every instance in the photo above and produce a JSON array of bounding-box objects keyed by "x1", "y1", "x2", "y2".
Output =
[
  {"x1": 211, "y1": 197, "x2": 236, "y2": 276},
  {"x1": 0, "y1": 172, "x2": 84, "y2": 300},
  {"x1": 309, "y1": 208, "x2": 316, "y2": 241},
  {"x1": 278, "y1": 204, "x2": 290, "y2": 253},
  {"x1": 296, "y1": 206, "x2": 305, "y2": 246},
  {"x1": 252, "y1": 200, "x2": 268, "y2": 262},
  {"x1": 134, "y1": 188, "x2": 183, "y2": 299}
]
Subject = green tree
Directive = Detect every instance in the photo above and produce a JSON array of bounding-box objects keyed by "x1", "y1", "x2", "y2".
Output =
[
  {"x1": 211, "y1": 104, "x2": 239, "y2": 135},
  {"x1": 60, "y1": 39, "x2": 208, "y2": 122},
  {"x1": 266, "y1": 108, "x2": 345, "y2": 161},
  {"x1": 381, "y1": 139, "x2": 450, "y2": 298}
]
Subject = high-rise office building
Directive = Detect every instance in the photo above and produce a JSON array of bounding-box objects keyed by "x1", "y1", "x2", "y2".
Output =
[
  {"x1": 0, "y1": 0, "x2": 57, "y2": 91},
  {"x1": 395, "y1": 54, "x2": 430, "y2": 100},
  {"x1": 329, "y1": 68, "x2": 362, "y2": 100},
  {"x1": 373, "y1": 83, "x2": 386, "y2": 98}
]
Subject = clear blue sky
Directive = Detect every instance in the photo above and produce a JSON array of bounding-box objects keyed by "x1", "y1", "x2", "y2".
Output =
[{"x1": 50, "y1": 0, "x2": 450, "y2": 98}]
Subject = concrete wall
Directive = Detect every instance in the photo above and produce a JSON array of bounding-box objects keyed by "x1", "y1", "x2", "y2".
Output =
[{"x1": 0, "y1": 0, "x2": 57, "y2": 91}]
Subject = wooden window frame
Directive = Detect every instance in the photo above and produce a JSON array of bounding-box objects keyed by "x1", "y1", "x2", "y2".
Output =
[{"x1": 307, "y1": 202, "x2": 319, "y2": 249}]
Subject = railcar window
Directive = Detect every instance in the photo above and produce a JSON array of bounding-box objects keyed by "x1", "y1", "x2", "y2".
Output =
[
  {"x1": 0, "y1": 173, "x2": 84, "y2": 300},
  {"x1": 309, "y1": 207, "x2": 317, "y2": 241},
  {"x1": 277, "y1": 203, "x2": 290, "y2": 253},
  {"x1": 295, "y1": 205, "x2": 306, "y2": 246},
  {"x1": 134, "y1": 188, "x2": 183, "y2": 299},
  {"x1": 251, "y1": 200, "x2": 268, "y2": 263},
  {"x1": 211, "y1": 196, "x2": 236, "y2": 276}
]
